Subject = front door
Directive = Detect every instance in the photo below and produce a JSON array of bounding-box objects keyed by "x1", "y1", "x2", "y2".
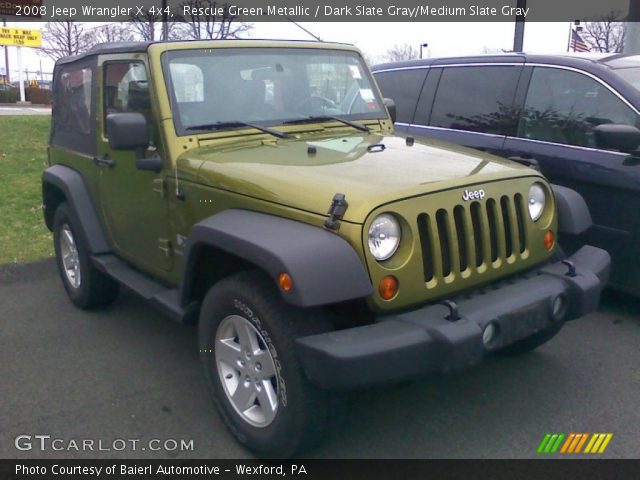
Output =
[
  {"x1": 502, "y1": 65, "x2": 640, "y2": 290},
  {"x1": 96, "y1": 56, "x2": 172, "y2": 274}
]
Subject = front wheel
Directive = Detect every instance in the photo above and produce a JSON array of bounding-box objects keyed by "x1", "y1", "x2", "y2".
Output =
[
  {"x1": 53, "y1": 202, "x2": 119, "y2": 309},
  {"x1": 198, "y1": 271, "x2": 342, "y2": 457}
]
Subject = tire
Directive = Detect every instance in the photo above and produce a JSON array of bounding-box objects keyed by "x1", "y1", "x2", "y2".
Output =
[
  {"x1": 198, "y1": 270, "x2": 343, "y2": 457},
  {"x1": 53, "y1": 202, "x2": 119, "y2": 309},
  {"x1": 496, "y1": 323, "x2": 564, "y2": 356}
]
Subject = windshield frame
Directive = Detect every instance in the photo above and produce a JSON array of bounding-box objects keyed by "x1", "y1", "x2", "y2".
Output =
[{"x1": 160, "y1": 46, "x2": 388, "y2": 137}]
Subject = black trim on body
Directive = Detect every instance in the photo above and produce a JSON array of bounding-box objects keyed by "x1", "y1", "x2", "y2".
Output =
[
  {"x1": 551, "y1": 185, "x2": 593, "y2": 236},
  {"x1": 181, "y1": 209, "x2": 373, "y2": 308},
  {"x1": 42, "y1": 165, "x2": 110, "y2": 254},
  {"x1": 296, "y1": 245, "x2": 610, "y2": 389}
]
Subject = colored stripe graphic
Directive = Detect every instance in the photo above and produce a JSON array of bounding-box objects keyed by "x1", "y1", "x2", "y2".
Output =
[{"x1": 539, "y1": 433, "x2": 613, "y2": 454}]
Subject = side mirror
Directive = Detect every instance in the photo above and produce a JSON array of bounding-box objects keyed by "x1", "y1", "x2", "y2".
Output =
[
  {"x1": 383, "y1": 98, "x2": 397, "y2": 124},
  {"x1": 106, "y1": 113, "x2": 161, "y2": 172},
  {"x1": 594, "y1": 124, "x2": 640, "y2": 155},
  {"x1": 106, "y1": 112, "x2": 149, "y2": 151}
]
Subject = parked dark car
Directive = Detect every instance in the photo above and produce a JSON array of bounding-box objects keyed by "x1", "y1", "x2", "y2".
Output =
[{"x1": 373, "y1": 53, "x2": 640, "y2": 295}]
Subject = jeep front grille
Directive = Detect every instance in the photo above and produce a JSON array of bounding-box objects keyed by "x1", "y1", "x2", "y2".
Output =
[{"x1": 417, "y1": 194, "x2": 528, "y2": 286}]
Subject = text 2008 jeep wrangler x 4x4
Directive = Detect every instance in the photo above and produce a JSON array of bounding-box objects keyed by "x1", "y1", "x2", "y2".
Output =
[{"x1": 43, "y1": 40, "x2": 610, "y2": 457}]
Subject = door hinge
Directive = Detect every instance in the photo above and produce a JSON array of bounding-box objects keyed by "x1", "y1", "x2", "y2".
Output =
[
  {"x1": 158, "y1": 238, "x2": 172, "y2": 257},
  {"x1": 153, "y1": 178, "x2": 166, "y2": 198}
]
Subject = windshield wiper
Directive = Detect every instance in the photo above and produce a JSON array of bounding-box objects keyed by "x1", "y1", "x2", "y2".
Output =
[
  {"x1": 185, "y1": 121, "x2": 293, "y2": 139},
  {"x1": 284, "y1": 116, "x2": 370, "y2": 133}
]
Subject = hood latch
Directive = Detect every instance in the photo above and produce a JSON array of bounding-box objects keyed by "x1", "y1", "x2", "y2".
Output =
[{"x1": 324, "y1": 193, "x2": 348, "y2": 231}]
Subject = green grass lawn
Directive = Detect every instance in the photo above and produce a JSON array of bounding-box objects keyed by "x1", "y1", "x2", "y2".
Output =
[{"x1": 0, "y1": 115, "x2": 54, "y2": 265}]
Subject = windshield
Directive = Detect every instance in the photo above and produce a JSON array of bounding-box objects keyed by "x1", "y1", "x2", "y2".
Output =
[
  {"x1": 616, "y1": 67, "x2": 640, "y2": 91},
  {"x1": 162, "y1": 47, "x2": 386, "y2": 134}
]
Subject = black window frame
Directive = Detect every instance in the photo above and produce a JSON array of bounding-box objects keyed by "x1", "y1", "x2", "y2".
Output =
[{"x1": 50, "y1": 56, "x2": 98, "y2": 156}]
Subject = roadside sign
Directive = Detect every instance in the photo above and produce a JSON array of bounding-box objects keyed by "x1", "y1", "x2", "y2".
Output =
[
  {"x1": 0, "y1": 0, "x2": 43, "y2": 19},
  {"x1": 0, "y1": 27, "x2": 41, "y2": 47}
]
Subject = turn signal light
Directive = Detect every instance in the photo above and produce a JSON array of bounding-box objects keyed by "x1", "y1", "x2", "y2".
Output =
[
  {"x1": 544, "y1": 230, "x2": 555, "y2": 251},
  {"x1": 278, "y1": 273, "x2": 293, "y2": 292},
  {"x1": 379, "y1": 275, "x2": 399, "y2": 300}
]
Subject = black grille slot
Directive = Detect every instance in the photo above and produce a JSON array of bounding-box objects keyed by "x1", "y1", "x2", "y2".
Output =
[
  {"x1": 470, "y1": 202, "x2": 484, "y2": 267},
  {"x1": 486, "y1": 199, "x2": 499, "y2": 262},
  {"x1": 436, "y1": 209, "x2": 451, "y2": 277},
  {"x1": 515, "y1": 194, "x2": 527, "y2": 254},
  {"x1": 453, "y1": 206, "x2": 468, "y2": 271},
  {"x1": 501, "y1": 196, "x2": 513, "y2": 257},
  {"x1": 417, "y1": 213, "x2": 435, "y2": 282},
  {"x1": 416, "y1": 191, "x2": 529, "y2": 286}
]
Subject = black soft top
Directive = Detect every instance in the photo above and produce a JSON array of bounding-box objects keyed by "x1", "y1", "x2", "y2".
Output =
[{"x1": 55, "y1": 42, "x2": 152, "y2": 66}]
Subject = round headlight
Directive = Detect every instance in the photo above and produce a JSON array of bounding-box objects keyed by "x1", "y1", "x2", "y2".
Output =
[
  {"x1": 368, "y1": 214, "x2": 401, "y2": 261},
  {"x1": 528, "y1": 183, "x2": 546, "y2": 221}
]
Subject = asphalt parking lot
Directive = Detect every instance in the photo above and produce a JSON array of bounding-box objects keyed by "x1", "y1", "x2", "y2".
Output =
[{"x1": 2, "y1": 259, "x2": 639, "y2": 459}]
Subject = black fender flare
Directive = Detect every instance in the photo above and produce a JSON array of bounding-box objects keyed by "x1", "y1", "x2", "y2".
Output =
[
  {"x1": 180, "y1": 209, "x2": 373, "y2": 308},
  {"x1": 42, "y1": 165, "x2": 111, "y2": 254},
  {"x1": 551, "y1": 184, "x2": 592, "y2": 236}
]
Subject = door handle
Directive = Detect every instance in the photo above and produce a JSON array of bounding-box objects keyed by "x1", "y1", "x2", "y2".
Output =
[
  {"x1": 93, "y1": 156, "x2": 115, "y2": 168},
  {"x1": 508, "y1": 156, "x2": 539, "y2": 170}
]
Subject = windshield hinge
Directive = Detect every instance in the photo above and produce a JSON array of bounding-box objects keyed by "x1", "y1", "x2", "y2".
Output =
[{"x1": 324, "y1": 193, "x2": 348, "y2": 231}]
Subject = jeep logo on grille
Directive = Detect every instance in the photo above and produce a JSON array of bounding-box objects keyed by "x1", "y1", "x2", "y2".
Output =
[{"x1": 462, "y1": 189, "x2": 486, "y2": 201}]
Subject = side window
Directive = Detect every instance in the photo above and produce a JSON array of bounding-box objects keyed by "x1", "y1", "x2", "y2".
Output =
[
  {"x1": 103, "y1": 62, "x2": 150, "y2": 127},
  {"x1": 51, "y1": 61, "x2": 95, "y2": 155},
  {"x1": 519, "y1": 67, "x2": 639, "y2": 149},
  {"x1": 374, "y1": 69, "x2": 427, "y2": 123},
  {"x1": 429, "y1": 66, "x2": 521, "y2": 135}
]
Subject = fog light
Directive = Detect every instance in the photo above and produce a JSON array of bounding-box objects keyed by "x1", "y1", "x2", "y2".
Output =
[
  {"x1": 551, "y1": 294, "x2": 568, "y2": 321},
  {"x1": 378, "y1": 275, "x2": 399, "y2": 300},
  {"x1": 483, "y1": 323, "x2": 497, "y2": 347}
]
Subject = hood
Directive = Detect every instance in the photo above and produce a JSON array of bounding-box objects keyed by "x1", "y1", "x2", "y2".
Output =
[{"x1": 178, "y1": 132, "x2": 537, "y2": 223}]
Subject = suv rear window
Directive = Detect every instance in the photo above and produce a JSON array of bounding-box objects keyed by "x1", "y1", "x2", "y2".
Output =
[{"x1": 429, "y1": 66, "x2": 521, "y2": 136}]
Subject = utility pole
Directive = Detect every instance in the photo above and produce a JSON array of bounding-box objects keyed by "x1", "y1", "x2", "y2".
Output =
[
  {"x1": 512, "y1": 0, "x2": 526, "y2": 52},
  {"x1": 2, "y1": 18, "x2": 9, "y2": 83},
  {"x1": 624, "y1": 2, "x2": 640, "y2": 54},
  {"x1": 162, "y1": 0, "x2": 169, "y2": 40}
]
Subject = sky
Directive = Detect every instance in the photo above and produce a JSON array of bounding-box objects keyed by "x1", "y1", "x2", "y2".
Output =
[{"x1": 1, "y1": 21, "x2": 572, "y2": 79}]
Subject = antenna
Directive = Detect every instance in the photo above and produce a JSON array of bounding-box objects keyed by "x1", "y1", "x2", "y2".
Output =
[{"x1": 285, "y1": 17, "x2": 322, "y2": 41}]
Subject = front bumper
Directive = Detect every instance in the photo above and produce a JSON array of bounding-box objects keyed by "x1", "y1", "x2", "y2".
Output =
[{"x1": 296, "y1": 245, "x2": 610, "y2": 389}]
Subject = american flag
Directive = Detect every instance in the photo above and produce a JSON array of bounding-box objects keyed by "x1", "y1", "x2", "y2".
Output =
[{"x1": 570, "y1": 29, "x2": 591, "y2": 52}]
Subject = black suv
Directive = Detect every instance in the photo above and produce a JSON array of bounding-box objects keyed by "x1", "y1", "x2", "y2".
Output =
[{"x1": 373, "y1": 53, "x2": 640, "y2": 295}]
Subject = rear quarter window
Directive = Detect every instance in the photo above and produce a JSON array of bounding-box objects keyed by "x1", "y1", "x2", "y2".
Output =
[{"x1": 51, "y1": 59, "x2": 97, "y2": 155}]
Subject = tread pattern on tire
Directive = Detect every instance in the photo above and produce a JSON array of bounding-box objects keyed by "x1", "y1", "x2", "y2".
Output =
[{"x1": 198, "y1": 270, "x2": 345, "y2": 457}]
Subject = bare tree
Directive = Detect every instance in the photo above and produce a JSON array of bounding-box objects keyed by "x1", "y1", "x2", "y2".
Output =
[
  {"x1": 129, "y1": 9, "x2": 182, "y2": 41},
  {"x1": 178, "y1": 0, "x2": 252, "y2": 40},
  {"x1": 383, "y1": 44, "x2": 419, "y2": 63},
  {"x1": 86, "y1": 23, "x2": 136, "y2": 47},
  {"x1": 582, "y1": 12, "x2": 626, "y2": 52},
  {"x1": 40, "y1": 20, "x2": 88, "y2": 61}
]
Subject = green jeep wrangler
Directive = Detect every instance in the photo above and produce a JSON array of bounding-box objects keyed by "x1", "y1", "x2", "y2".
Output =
[{"x1": 43, "y1": 40, "x2": 610, "y2": 457}]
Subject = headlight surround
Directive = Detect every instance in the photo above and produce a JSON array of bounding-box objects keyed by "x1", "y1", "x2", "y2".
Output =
[
  {"x1": 368, "y1": 213, "x2": 401, "y2": 261},
  {"x1": 528, "y1": 183, "x2": 547, "y2": 221}
]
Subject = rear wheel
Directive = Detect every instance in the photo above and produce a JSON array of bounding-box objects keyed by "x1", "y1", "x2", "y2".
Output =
[
  {"x1": 53, "y1": 202, "x2": 119, "y2": 309},
  {"x1": 199, "y1": 270, "x2": 342, "y2": 457}
]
